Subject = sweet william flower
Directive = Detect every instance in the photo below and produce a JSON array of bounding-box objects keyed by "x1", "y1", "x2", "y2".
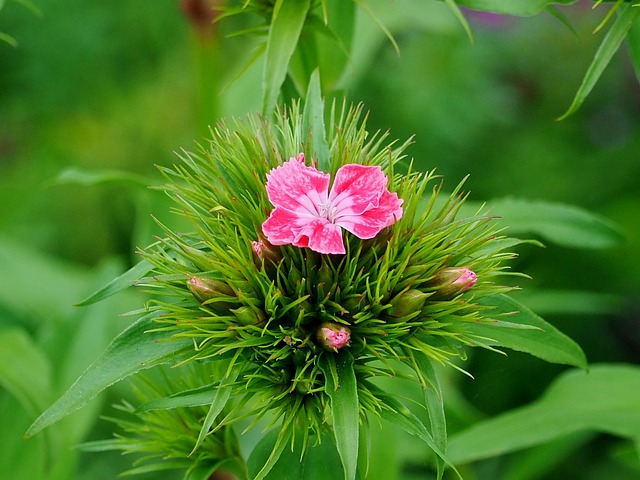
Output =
[{"x1": 262, "y1": 154, "x2": 403, "y2": 254}]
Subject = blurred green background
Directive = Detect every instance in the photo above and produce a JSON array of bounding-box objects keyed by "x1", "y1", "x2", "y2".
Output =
[{"x1": 1, "y1": 0, "x2": 639, "y2": 478}]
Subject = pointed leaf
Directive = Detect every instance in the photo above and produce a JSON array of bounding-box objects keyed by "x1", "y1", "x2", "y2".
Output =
[
  {"x1": 487, "y1": 197, "x2": 625, "y2": 249},
  {"x1": 135, "y1": 381, "x2": 220, "y2": 412},
  {"x1": 302, "y1": 68, "x2": 330, "y2": 171},
  {"x1": 365, "y1": 381, "x2": 459, "y2": 476},
  {"x1": 558, "y1": 4, "x2": 640, "y2": 119},
  {"x1": 627, "y1": 11, "x2": 640, "y2": 81},
  {"x1": 191, "y1": 373, "x2": 238, "y2": 454},
  {"x1": 261, "y1": 0, "x2": 311, "y2": 116},
  {"x1": 321, "y1": 352, "x2": 359, "y2": 480},
  {"x1": 75, "y1": 260, "x2": 154, "y2": 306},
  {"x1": 447, "y1": 364, "x2": 640, "y2": 464},
  {"x1": 25, "y1": 313, "x2": 192, "y2": 437},
  {"x1": 249, "y1": 420, "x2": 295, "y2": 480},
  {"x1": 453, "y1": 0, "x2": 577, "y2": 16},
  {"x1": 410, "y1": 350, "x2": 447, "y2": 480},
  {"x1": 50, "y1": 167, "x2": 150, "y2": 188},
  {"x1": 462, "y1": 294, "x2": 587, "y2": 369},
  {"x1": 247, "y1": 429, "x2": 344, "y2": 480}
]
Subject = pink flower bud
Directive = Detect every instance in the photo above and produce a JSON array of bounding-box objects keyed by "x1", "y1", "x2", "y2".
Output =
[
  {"x1": 316, "y1": 322, "x2": 351, "y2": 352},
  {"x1": 432, "y1": 267, "x2": 477, "y2": 298},
  {"x1": 251, "y1": 238, "x2": 281, "y2": 269}
]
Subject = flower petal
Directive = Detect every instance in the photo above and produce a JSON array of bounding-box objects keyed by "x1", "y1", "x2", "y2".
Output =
[
  {"x1": 265, "y1": 154, "x2": 330, "y2": 216},
  {"x1": 337, "y1": 190, "x2": 403, "y2": 239},
  {"x1": 262, "y1": 207, "x2": 301, "y2": 246},
  {"x1": 293, "y1": 218, "x2": 345, "y2": 255},
  {"x1": 329, "y1": 164, "x2": 388, "y2": 216}
]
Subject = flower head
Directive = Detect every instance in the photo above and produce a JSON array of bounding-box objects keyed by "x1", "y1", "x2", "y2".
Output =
[{"x1": 262, "y1": 154, "x2": 403, "y2": 254}]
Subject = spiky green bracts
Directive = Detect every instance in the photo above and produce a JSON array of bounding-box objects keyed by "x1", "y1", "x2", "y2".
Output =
[{"x1": 110, "y1": 103, "x2": 521, "y2": 479}]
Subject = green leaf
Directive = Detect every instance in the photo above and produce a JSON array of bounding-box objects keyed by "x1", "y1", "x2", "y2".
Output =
[
  {"x1": 249, "y1": 420, "x2": 295, "y2": 480},
  {"x1": 191, "y1": 373, "x2": 237, "y2": 455},
  {"x1": 410, "y1": 351, "x2": 447, "y2": 480},
  {"x1": 512, "y1": 289, "x2": 623, "y2": 316},
  {"x1": 447, "y1": 364, "x2": 640, "y2": 464},
  {"x1": 0, "y1": 31, "x2": 18, "y2": 47},
  {"x1": 486, "y1": 197, "x2": 625, "y2": 249},
  {"x1": 75, "y1": 260, "x2": 153, "y2": 306},
  {"x1": 313, "y1": 0, "x2": 355, "y2": 90},
  {"x1": 626, "y1": 9, "x2": 640, "y2": 82},
  {"x1": 25, "y1": 313, "x2": 192, "y2": 437},
  {"x1": 136, "y1": 381, "x2": 220, "y2": 412},
  {"x1": 261, "y1": 0, "x2": 311, "y2": 116},
  {"x1": 247, "y1": 429, "x2": 344, "y2": 480},
  {"x1": 0, "y1": 329, "x2": 52, "y2": 416},
  {"x1": 444, "y1": 0, "x2": 473, "y2": 43},
  {"x1": 321, "y1": 352, "x2": 359, "y2": 480},
  {"x1": 453, "y1": 0, "x2": 577, "y2": 16},
  {"x1": 462, "y1": 294, "x2": 587, "y2": 369},
  {"x1": 49, "y1": 167, "x2": 150, "y2": 188},
  {"x1": 302, "y1": 68, "x2": 330, "y2": 171},
  {"x1": 366, "y1": 381, "x2": 459, "y2": 477},
  {"x1": 558, "y1": 3, "x2": 640, "y2": 119}
]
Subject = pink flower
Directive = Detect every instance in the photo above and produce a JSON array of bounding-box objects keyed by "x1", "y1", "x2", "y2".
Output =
[
  {"x1": 316, "y1": 323, "x2": 351, "y2": 351},
  {"x1": 262, "y1": 154, "x2": 403, "y2": 254}
]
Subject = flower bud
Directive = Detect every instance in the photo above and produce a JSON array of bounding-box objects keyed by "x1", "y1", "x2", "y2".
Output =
[
  {"x1": 187, "y1": 276, "x2": 235, "y2": 303},
  {"x1": 432, "y1": 267, "x2": 477, "y2": 298},
  {"x1": 316, "y1": 322, "x2": 351, "y2": 352},
  {"x1": 387, "y1": 289, "x2": 430, "y2": 318},
  {"x1": 232, "y1": 306, "x2": 266, "y2": 325},
  {"x1": 252, "y1": 239, "x2": 281, "y2": 271},
  {"x1": 187, "y1": 276, "x2": 241, "y2": 315}
]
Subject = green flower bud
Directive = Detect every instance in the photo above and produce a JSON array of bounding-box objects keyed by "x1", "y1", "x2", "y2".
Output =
[
  {"x1": 431, "y1": 267, "x2": 477, "y2": 298},
  {"x1": 316, "y1": 322, "x2": 351, "y2": 352},
  {"x1": 187, "y1": 276, "x2": 239, "y2": 314},
  {"x1": 187, "y1": 276, "x2": 235, "y2": 302},
  {"x1": 232, "y1": 306, "x2": 266, "y2": 325},
  {"x1": 387, "y1": 289, "x2": 430, "y2": 318}
]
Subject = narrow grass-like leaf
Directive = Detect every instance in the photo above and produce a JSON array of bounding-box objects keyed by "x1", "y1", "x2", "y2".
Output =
[
  {"x1": 25, "y1": 313, "x2": 192, "y2": 437},
  {"x1": 486, "y1": 197, "x2": 625, "y2": 249},
  {"x1": 247, "y1": 428, "x2": 344, "y2": 479},
  {"x1": 464, "y1": 294, "x2": 587, "y2": 369},
  {"x1": 50, "y1": 167, "x2": 150, "y2": 188},
  {"x1": 321, "y1": 352, "x2": 359, "y2": 480},
  {"x1": 627, "y1": 10, "x2": 640, "y2": 82},
  {"x1": 366, "y1": 381, "x2": 460, "y2": 477},
  {"x1": 444, "y1": 0, "x2": 473, "y2": 43},
  {"x1": 558, "y1": 3, "x2": 640, "y2": 119},
  {"x1": 455, "y1": 0, "x2": 576, "y2": 16},
  {"x1": 75, "y1": 260, "x2": 154, "y2": 306},
  {"x1": 410, "y1": 350, "x2": 447, "y2": 480},
  {"x1": 135, "y1": 381, "x2": 220, "y2": 412},
  {"x1": 447, "y1": 364, "x2": 640, "y2": 464},
  {"x1": 0, "y1": 31, "x2": 18, "y2": 47},
  {"x1": 191, "y1": 373, "x2": 238, "y2": 455},
  {"x1": 261, "y1": 0, "x2": 311, "y2": 116},
  {"x1": 302, "y1": 68, "x2": 330, "y2": 171},
  {"x1": 250, "y1": 419, "x2": 295, "y2": 480}
]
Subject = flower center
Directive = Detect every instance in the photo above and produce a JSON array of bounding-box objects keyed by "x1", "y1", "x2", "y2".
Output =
[{"x1": 317, "y1": 200, "x2": 338, "y2": 222}]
